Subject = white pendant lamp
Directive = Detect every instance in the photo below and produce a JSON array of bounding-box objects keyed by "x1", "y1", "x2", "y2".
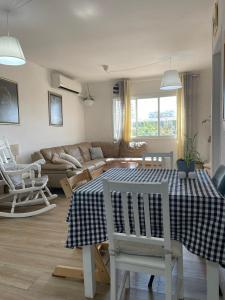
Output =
[
  {"x1": 83, "y1": 84, "x2": 95, "y2": 106},
  {"x1": 0, "y1": 36, "x2": 26, "y2": 65},
  {"x1": 0, "y1": 12, "x2": 26, "y2": 66},
  {"x1": 160, "y1": 57, "x2": 182, "y2": 91},
  {"x1": 160, "y1": 70, "x2": 182, "y2": 90}
]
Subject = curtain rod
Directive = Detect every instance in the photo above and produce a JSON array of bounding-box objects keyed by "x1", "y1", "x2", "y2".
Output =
[{"x1": 130, "y1": 72, "x2": 200, "y2": 83}]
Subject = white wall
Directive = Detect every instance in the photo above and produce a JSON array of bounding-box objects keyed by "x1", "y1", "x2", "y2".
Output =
[
  {"x1": 196, "y1": 68, "x2": 212, "y2": 162},
  {"x1": 0, "y1": 61, "x2": 86, "y2": 162},
  {"x1": 84, "y1": 81, "x2": 114, "y2": 142},
  {"x1": 85, "y1": 71, "x2": 212, "y2": 162}
]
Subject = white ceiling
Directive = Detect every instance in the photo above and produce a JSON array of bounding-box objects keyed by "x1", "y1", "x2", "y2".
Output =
[{"x1": 0, "y1": 0, "x2": 212, "y2": 81}]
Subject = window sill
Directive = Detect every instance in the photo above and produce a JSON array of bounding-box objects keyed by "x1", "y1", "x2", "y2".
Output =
[{"x1": 132, "y1": 136, "x2": 177, "y2": 141}]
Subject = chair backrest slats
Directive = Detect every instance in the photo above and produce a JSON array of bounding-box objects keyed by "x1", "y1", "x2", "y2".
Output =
[
  {"x1": 142, "y1": 151, "x2": 173, "y2": 169},
  {"x1": 88, "y1": 168, "x2": 103, "y2": 179},
  {"x1": 103, "y1": 180, "x2": 171, "y2": 252},
  {"x1": 121, "y1": 192, "x2": 130, "y2": 235},
  {"x1": 212, "y1": 165, "x2": 225, "y2": 197},
  {"x1": 132, "y1": 193, "x2": 140, "y2": 236},
  {"x1": 60, "y1": 169, "x2": 91, "y2": 200},
  {"x1": 143, "y1": 193, "x2": 151, "y2": 237},
  {"x1": 0, "y1": 138, "x2": 17, "y2": 190}
]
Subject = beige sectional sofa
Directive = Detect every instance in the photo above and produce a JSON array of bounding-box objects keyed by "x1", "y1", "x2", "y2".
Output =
[{"x1": 31, "y1": 141, "x2": 148, "y2": 188}]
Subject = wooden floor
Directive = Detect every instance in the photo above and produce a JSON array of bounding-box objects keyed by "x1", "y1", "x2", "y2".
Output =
[{"x1": 0, "y1": 193, "x2": 222, "y2": 300}]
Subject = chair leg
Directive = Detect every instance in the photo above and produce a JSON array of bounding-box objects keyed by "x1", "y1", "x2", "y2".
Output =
[
  {"x1": 148, "y1": 275, "x2": 155, "y2": 289},
  {"x1": 177, "y1": 244, "x2": 184, "y2": 300},
  {"x1": 165, "y1": 255, "x2": 172, "y2": 300},
  {"x1": 110, "y1": 255, "x2": 117, "y2": 300},
  {"x1": 40, "y1": 190, "x2": 50, "y2": 206},
  {"x1": 177, "y1": 255, "x2": 184, "y2": 299},
  {"x1": 125, "y1": 271, "x2": 130, "y2": 289}
]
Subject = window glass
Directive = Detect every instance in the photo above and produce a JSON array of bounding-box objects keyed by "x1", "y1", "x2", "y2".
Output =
[
  {"x1": 136, "y1": 98, "x2": 158, "y2": 136},
  {"x1": 131, "y1": 96, "x2": 177, "y2": 137},
  {"x1": 159, "y1": 96, "x2": 177, "y2": 136}
]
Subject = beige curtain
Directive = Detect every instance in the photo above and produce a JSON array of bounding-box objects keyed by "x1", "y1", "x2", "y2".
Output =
[
  {"x1": 176, "y1": 73, "x2": 199, "y2": 158},
  {"x1": 176, "y1": 75, "x2": 185, "y2": 158},
  {"x1": 122, "y1": 79, "x2": 131, "y2": 143}
]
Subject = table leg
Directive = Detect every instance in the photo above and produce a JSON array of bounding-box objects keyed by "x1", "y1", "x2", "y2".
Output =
[
  {"x1": 206, "y1": 260, "x2": 219, "y2": 300},
  {"x1": 82, "y1": 245, "x2": 96, "y2": 298}
]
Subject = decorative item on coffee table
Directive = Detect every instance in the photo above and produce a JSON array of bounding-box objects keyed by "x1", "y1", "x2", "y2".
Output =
[{"x1": 177, "y1": 134, "x2": 203, "y2": 179}]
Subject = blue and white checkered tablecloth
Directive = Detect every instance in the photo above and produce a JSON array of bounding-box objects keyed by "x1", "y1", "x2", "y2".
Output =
[{"x1": 66, "y1": 168, "x2": 225, "y2": 265}]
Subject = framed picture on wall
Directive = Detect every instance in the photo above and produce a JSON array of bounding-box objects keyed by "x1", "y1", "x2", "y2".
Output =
[
  {"x1": 0, "y1": 77, "x2": 20, "y2": 124},
  {"x1": 48, "y1": 92, "x2": 63, "y2": 126}
]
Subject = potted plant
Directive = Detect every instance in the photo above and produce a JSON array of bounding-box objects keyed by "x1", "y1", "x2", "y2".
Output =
[{"x1": 177, "y1": 134, "x2": 202, "y2": 175}]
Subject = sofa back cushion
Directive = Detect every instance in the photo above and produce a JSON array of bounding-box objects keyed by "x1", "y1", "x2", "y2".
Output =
[
  {"x1": 60, "y1": 153, "x2": 83, "y2": 168},
  {"x1": 89, "y1": 147, "x2": 104, "y2": 160},
  {"x1": 78, "y1": 142, "x2": 92, "y2": 162},
  {"x1": 91, "y1": 142, "x2": 120, "y2": 158},
  {"x1": 41, "y1": 146, "x2": 65, "y2": 162},
  {"x1": 63, "y1": 145, "x2": 84, "y2": 163}
]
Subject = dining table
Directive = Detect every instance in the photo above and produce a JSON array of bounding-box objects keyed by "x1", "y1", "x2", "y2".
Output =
[{"x1": 66, "y1": 168, "x2": 225, "y2": 300}]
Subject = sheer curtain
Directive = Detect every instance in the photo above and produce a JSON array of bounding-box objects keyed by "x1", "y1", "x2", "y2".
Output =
[
  {"x1": 113, "y1": 79, "x2": 131, "y2": 143},
  {"x1": 176, "y1": 73, "x2": 199, "y2": 158},
  {"x1": 113, "y1": 81, "x2": 123, "y2": 142}
]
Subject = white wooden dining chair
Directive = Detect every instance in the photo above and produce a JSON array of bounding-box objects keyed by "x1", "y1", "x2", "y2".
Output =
[
  {"x1": 142, "y1": 151, "x2": 174, "y2": 169},
  {"x1": 0, "y1": 138, "x2": 57, "y2": 217},
  {"x1": 103, "y1": 179, "x2": 183, "y2": 300}
]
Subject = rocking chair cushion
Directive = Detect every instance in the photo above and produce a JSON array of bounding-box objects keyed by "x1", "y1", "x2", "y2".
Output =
[{"x1": 15, "y1": 175, "x2": 48, "y2": 189}]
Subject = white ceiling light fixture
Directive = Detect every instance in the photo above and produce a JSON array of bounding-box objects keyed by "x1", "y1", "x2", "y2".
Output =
[
  {"x1": 83, "y1": 84, "x2": 95, "y2": 106},
  {"x1": 160, "y1": 58, "x2": 182, "y2": 91},
  {"x1": 0, "y1": 11, "x2": 26, "y2": 66}
]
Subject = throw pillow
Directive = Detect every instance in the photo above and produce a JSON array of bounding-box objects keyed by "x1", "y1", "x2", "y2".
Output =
[
  {"x1": 90, "y1": 147, "x2": 104, "y2": 160},
  {"x1": 52, "y1": 153, "x2": 76, "y2": 169},
  {"x1": 60, "y1": 153, "x2": 82, "y2": 168}
]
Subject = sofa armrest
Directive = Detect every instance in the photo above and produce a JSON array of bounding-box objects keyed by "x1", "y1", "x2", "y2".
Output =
[
  {"x1": 42, "y1": 163, "x2": 73, "y2": 171},
  {"x1": 31, "y1": 151, "x2": 45, "y2": 162}
]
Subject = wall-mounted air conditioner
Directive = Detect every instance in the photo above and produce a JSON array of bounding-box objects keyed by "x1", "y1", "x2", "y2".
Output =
[{"x1": 51, "y1": 72, "x2": 82, "y2": 94}]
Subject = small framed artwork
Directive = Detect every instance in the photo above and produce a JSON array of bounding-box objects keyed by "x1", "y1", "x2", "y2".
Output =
[
  {"x1": 48, "y1": 92, "x2": 63, "y2": 126},
  {"x1": 0, "y1": 77, "x2": 20, "y2": 124}
]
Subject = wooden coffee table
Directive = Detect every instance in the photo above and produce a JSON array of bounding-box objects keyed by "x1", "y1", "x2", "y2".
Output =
[{"x1": 103, "y1": 161, "x2": 138, "y2": 171}]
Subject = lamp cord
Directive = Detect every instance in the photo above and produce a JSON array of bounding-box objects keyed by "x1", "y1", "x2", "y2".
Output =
[
  {"x1": 6, "y1": 12, "x2": 9, "y2": 36},
  {"x1": 14, "y1": 0, "x2": 33, "y2": 10},
  {"x1": 3, "y1": 0, "x2": 33, "y2": 36}
]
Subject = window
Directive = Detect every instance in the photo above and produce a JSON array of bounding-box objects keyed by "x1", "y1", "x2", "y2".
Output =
[{"x1": 131, "y1": 96, "x2": 177, "y2": 137}]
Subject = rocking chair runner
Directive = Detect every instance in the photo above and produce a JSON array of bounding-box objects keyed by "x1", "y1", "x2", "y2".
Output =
[{"x1": 0, "y1": 138, "x2": 57, "y2": 218}]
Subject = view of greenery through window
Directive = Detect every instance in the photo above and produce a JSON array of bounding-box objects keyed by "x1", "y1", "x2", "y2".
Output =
[{"x1": 131, "y1": 96, "x2": 177, "y2": 137}]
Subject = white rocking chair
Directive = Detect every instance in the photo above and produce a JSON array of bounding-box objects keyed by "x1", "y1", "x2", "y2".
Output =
[{"x1": 0, "y1": 138, "x2": 57, "y2": 218}]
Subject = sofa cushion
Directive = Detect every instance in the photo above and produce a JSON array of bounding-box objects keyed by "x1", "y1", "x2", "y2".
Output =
[
  {"x1": 63, "y1": 145, "x2": 84, "y2": 163},
  {"x1": 41, "y1": 146, "x2": 65, "y2": 162},
  {"x1": 90, "y1": 147, "x2": 104, "y2": 160},
  {"x1": 91, "y1": 142, "x2": 120, "y2": 158},
  {"x1": 52, "y1": 153, "x2": 76, "y2": 169},
  {"x1": 78, "y1": 142, "x2": 92, "y2": 162},
  {"x1": 42, "y1": 163, "x2": 73, "y2": 171},
  {"x1": 60, "y1": 153, "x2": 83, "y2": 168}
]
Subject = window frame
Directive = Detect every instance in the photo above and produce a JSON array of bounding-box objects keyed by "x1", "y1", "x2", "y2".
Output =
[{"x1": 131, "y1": 94, "x2": 177, "y2": 139}]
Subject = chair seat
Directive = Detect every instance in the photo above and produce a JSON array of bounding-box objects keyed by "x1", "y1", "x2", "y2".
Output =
[
  {"x1": 15, "y1": 175, "x2": 48, "y2": 189},
  {"x1": 115, "y1": 253, "x2": 176, "y2": 274},
  {"x1": 116, "y1": 240, "x2": 182, "y2": 257}
]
